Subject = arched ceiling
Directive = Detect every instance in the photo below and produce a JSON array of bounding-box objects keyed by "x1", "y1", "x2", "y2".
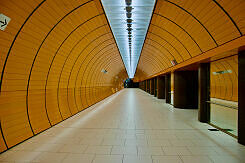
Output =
[
  {"x1": 135, "y1": 0, "x2": 245, "y2": 80},
  {"x1": 0, "y1": 0, "x2": 127, "y2": 152},
  {"x1": 0, "y1": 0, "x2": 245, "y2": 153}
]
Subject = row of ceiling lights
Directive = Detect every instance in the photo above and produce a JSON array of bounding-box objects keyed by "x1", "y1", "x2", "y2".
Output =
[{"x1": 125, "y1": 0, "x2": 133, "y2": 67}]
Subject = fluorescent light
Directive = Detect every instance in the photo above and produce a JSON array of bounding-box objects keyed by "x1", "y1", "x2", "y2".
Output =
[{"x1": 101, "y1": 0, "x2": 155, "y2": 78}]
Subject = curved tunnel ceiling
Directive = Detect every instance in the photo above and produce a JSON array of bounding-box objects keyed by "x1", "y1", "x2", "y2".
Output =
[
  {"x1": 135, "y1": 0, "x2": 245, "y2": 80},
  {"x1": 0, "y1": 0, "x2": 245, "y2": 153},
  {"x1": 0, "y1": 0, "x2": 128, "y2": 152},
  {"x1": 101, "y1": 0, "x2": 155, "y2": 78}
]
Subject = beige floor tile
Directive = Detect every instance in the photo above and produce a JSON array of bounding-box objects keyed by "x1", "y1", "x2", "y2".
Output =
[
  {"x1": 170, "y1": 139, "x2": 195, "y2": 147},
  {"x1": 148, "y1": 139, "x2": 172, "y2": 146},
  {"x1": 111, "y1": 146, "x2": 137, "y2": 155},
  {"x1": 162, "y1": 147, "x2": 192, "y2": 155},
  {"x1": 31, "y1": 143, "x2": 64, "y2": 152},
  {"x1": 180, "y1": 156, "x2": 213, "y2": 163},
  {"x1": 117, "y1": 134, "x2": 136, "y2": 139},
  {"x1": 208, "y1": 155, "x2": 243, "y2": 163},
  {"x1": 84, "y1": 146, "x2": 112, "y2": 154},
  {"x1": 33, "y1": 152, "x2": 68, "y2": 163},
  {"x1": 191, "y1": 140, "x2": 218, "y2": 147},
  {"x1": 136, "y1": 134, "x2": 158, "y2": 139},
  {"x1": 0, "y1": 151, "x2": 15, "y2": 161},
  {"x1": 62, "y1": 153, "x2": 94, "y2": 163},
  {"x1": 58, "y1": 144, "x2": 88, "y2": 153},
  {"x1": 152, "y1": 156, "x2": 182, "y2": 163},
  {"x1": 9, "y1": 142, "x2": 39, "y2": 151},
  {"x1": 102, "y1": 138, "x2": 125, "y2": 146},
  {"x1": 80, "y1": 138, "x2": 103, "y2": 145},
  {"x1": 138, "y1": 146, "x2": 164, "y2": 155},
  {"x1": 1, "y1": 151, "x2": 41, "y2": 162},
  {"x1": 187, "y1": 147, "x2": 219, "y2": 155},
  {"x1": 93, "y1": 154, "x2": 122, "y2": 163},
  {"x1": 123, "y1": 155, "x2": 152, "y2": 163},
  {"x1": 125, "y1": 138, "x2": 148, "y2": 146},
  {"x1": 53, "y1": 137, "x2": 81, "y2": 145}
]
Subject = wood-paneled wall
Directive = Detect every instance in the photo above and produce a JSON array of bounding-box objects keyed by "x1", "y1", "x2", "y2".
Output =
[
  {"x1": 210, "y1": 55, "x2": 238, "y2": 102},
  {"x1": 135, "y1": 0, "x2": 245, "y2": 79},
  {"x1": 0, "y1": 0, "x2": 127, "y2": 153}
]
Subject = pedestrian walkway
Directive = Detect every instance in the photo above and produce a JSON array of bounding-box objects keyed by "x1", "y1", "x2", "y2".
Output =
[{"x1": 0, "y1": 89, "x2": 244, "y2": 163}]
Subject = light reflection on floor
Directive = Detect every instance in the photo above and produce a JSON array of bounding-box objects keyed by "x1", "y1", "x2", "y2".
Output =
[{"x1": 0, "y1": 88, "x2": 244, "y2": 163}]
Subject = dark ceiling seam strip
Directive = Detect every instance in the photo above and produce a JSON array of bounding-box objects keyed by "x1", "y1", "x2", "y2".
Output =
[
  {"x1": 146, "y1": 38, "x2": 180, "y2": 62},
  {"x1": 143, "y1": 59, "x2": 162, "y2": 75},
  {"x1": 57, "y1": 32, "x2": 110, "y2": 115},
  {"x1": 67, "y1": 39, "x2": 114, "y2": 113},
  {"x1": 71, "y1": 38, "x2": 114, "y2": 108},
  {"x1": 142, "y1": 49, "x2": 167, "y2": 70},
  {"x1": 151, "y1": 24, "x2": 192, "y2": 58},
  {"x1": 148, "y1": 35, "x2": 243, "y2": 79},
  {"x1": 147, "y1": 35, "x2": 197, "y2": 66},
  {"x1": 75, "y1": 48, "x2": 117, "y2": 110},
  {"x1": 82, "y1": 47, "x2": 117, "y2": 107},
  {"x1": 148, "y1": 31, "x2": 184, "y2": 61},
  {"x1": 139, "y1": 56, "x2": 163, "y2": 73},
  {"x1": 26, "y1": 0, "x2": 94, "y2": 134},
  {"x1": 143, "y1": 47, "x2": 168, "y2": 69},
  {"x1": 87, "y1": 56, "x2": 121, "y2": 104},
  {"x1": 143, "y1": 49, "x2": 168, "y2": 72},
  {"x1": 0, "y1": 0, "x2": 46, "y2": 92},
  {"x1": 100, "y1": 58, "x2": 125, "y2": 83},
  {"x1": 143, "y1": 46, "x2": 169, "y2": 69},
  {"x1": 144, "y1": 42, "x2": 172, "y2": 67},
  {"x1": 44, "y1": 14, "x2": 105, "y2": 124},
  {"x1": 0, "y1": 0, "x2": 46, "y2": 148},
  {"x1": 56, "y1": 26, "x2": 108, "y2": 119},
  {"x1": 163, "y1": 0, "x2": 218, "y2": 46},
  {"x1": 55, "y1": 36, "x2": 112, "y2": 121},
  {"x1": 56, "y1": 27, "x2": 109, "y2": 112},
  {"x1": 82, "y1": 49, "x2": 118, "y2": 107},
  {"x1": 102, "y1": 58, "x2": 124, "y2": 81},
  {"x1": 0, "y1": 120, "x2": 8, "y2": 149},
  {"x1": 212, "y1": 0, "x2": 242, "y2": 36},
  {"x1": 154, "y1": 13, "x2": 203, "y2": 53},
  {"x1": 56, "y1": 32, "x2": 111, "y2": 113}
]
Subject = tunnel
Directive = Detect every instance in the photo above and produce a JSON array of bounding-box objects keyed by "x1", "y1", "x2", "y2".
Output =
[{"x1": 0, "y1": 0, "x2": 245, "y2": 162}]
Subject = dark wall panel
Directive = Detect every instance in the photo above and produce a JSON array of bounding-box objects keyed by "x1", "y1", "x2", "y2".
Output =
[{"x1": 174, "y1": 71, "x2": 198, "y2": 109}]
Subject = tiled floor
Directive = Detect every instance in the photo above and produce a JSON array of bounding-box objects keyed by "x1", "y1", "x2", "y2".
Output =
[{"x1": 0, "y1": 88, "x2": 245, "y2": 163}]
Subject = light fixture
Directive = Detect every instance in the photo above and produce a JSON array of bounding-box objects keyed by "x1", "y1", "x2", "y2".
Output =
[
  {"x1": 101, "y1": 0, "x2": 155, "y2": 78},
  {"x1": 126, "y1": 28, "x2": 132, "y2": 31},
  {"x1": 125, "y1": 0, "x2": 132, "y2": 6},
  {"x1": 101, "y1": 69, "x2": 108, "y2": 74},
  {"x1": 126, "y1": 19, "x2": 133, "y2": 23},
  {"x1": 125, "y1": 6, "x2": 134, "y2": 12},
  {"x1": 126, "y1": 13, "x2": 132, "y2": 18}
]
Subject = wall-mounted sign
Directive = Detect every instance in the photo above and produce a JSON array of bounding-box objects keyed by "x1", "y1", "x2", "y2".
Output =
[
  {"x1": 101, "y1": 69, "x2": 108, "y2": 74},
  {"x1": 0, "y1": 14, "x2": 11, "y2": 31},
  {"x1": 171, "y1": 59, "x2": 178, "y2": 66},
  {"x1": 212, "y1": 70, "x2": 232, "y2": 75}
]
